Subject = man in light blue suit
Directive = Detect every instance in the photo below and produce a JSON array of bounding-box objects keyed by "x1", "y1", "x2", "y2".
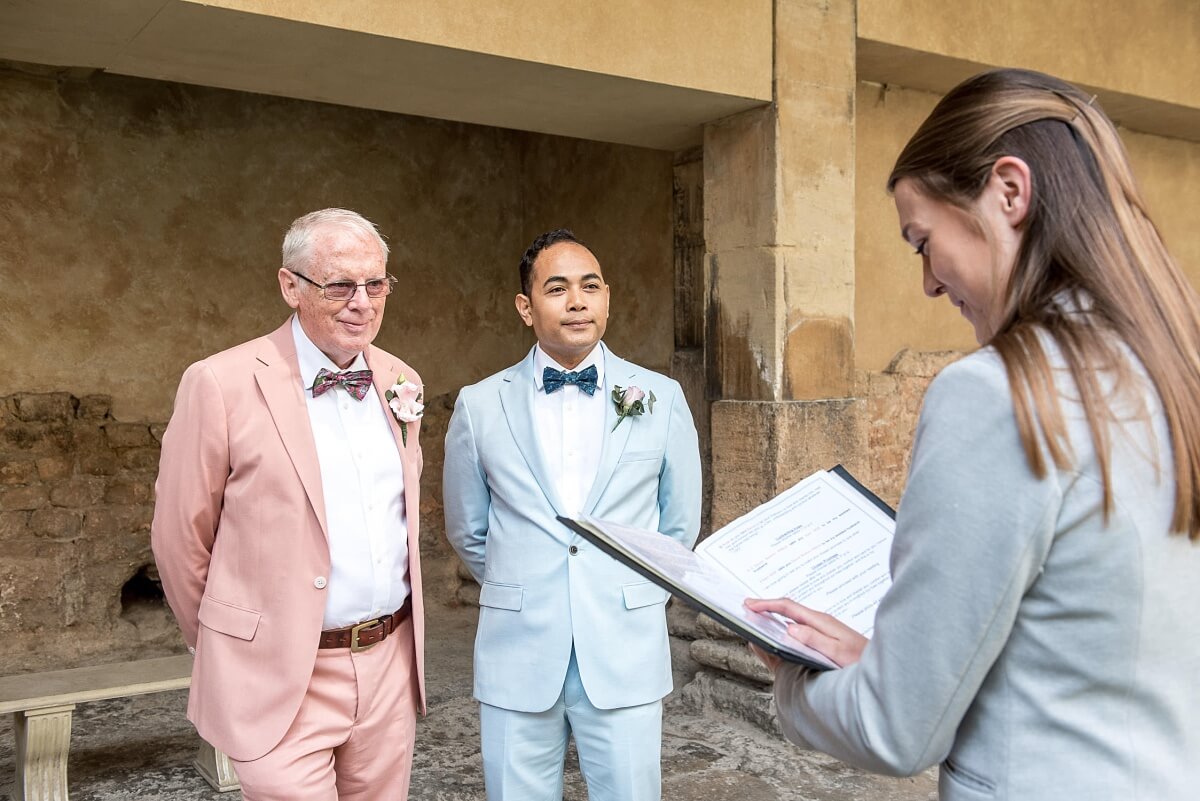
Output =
[{"x1": 444, "y1": 229, "x2": 702, "y2": 801}]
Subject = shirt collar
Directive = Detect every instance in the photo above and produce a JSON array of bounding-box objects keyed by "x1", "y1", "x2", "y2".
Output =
[
  {"x1": 291, "y1": 315, "x2": 369, "y2": 390},
  {"x1": 533, "y1": 342, "x2": 605, "y2": 391}
]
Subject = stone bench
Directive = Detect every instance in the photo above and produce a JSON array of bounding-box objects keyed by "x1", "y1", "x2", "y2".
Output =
[{"x1": 0, "y1": 654, "x2": 239, "y2": 800}]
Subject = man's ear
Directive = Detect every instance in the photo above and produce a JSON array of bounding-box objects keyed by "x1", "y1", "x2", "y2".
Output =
[
  {"x1": 990, "y1": 155, "x2": 1032, "y2": 228},
  {"x1": 279, "y1": 268, "x2": 301, "y2": 310},
  {"x1": 514, "y1": 294, "x2": 533, "y2": 327}
]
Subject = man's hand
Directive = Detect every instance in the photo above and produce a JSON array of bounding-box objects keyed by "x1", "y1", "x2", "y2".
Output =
[{"x1": 744, "y1": 597, "x2": 868, "y2": 671}]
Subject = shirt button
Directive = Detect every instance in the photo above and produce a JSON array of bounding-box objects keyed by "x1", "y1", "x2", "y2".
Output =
[
  {"x1": 569, "y1": 545, "x2": 578, "y2": 555},
  {"x1": 314, "y1": 576, "x2": 327, "y2": 589}
]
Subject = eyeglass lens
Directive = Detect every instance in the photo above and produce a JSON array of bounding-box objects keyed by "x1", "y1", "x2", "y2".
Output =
[{"x1": 323, "y1": 279, "x2": 393, "y2": 300}]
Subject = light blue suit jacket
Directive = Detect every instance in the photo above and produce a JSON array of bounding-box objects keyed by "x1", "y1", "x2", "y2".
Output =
[{"x1": 444, "y1": 343, "x2": 702, "y2": 712}]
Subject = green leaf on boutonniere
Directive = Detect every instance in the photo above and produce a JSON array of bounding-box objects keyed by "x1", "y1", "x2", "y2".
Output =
[{"x1": 648, "y1": 390, "x2": 656, "y2": 413}]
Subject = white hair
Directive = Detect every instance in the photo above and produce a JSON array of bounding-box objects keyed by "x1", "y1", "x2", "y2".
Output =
[{"x1": 281, "y1": 208, "x2": 389, "y2": 274}]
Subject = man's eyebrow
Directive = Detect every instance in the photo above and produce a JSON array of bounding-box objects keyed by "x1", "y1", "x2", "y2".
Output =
[
  {"x1": 900, "y1": 223, "x2": 913, "y2": 243},
  {"x1": 541, "y1": 274, "x2": 567, "y2": 287}
]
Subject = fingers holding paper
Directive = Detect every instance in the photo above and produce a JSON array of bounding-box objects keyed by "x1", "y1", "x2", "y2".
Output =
[{"x1": 744, "y1": 598, "x2": 868, "y2": 669}]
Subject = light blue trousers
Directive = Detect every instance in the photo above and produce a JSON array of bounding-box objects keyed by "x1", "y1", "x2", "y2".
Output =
[{"x1": 479, "y1": 648, "x2": 663, "y2": 801}]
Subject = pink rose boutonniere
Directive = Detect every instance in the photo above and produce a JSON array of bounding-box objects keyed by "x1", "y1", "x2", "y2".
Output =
[
  {"x1": 385, "y1": 373, "x2": 424, "y2": 446},
  {"x1": 611, "y1": 384, "x2": 655, "y2": 431}
]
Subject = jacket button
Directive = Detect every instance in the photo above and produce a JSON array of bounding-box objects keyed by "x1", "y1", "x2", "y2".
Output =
[
  {"x1": 568, "y1": 545, "x2": 578, "y2": 555},
  {"x1": 314, "y1": 576, "x2": 328, "y2": 589}
]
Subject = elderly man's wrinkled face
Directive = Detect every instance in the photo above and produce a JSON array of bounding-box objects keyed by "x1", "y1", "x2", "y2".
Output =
[{"x1": 279, "y1": 227, "x2": 388, "y2": 368}]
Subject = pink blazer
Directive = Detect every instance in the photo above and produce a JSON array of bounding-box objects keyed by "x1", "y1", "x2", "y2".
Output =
[{"x1": 151, "y1": 320, "x2": 425, "y2": 761}]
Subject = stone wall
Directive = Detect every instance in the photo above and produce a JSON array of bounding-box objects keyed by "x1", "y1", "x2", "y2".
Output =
[
  {"x1": 0, "y1": 390, "x2": 462, "y2": 675},
  {"x1": 0, "y1": 393, "x2": 172, "y2": 673}
]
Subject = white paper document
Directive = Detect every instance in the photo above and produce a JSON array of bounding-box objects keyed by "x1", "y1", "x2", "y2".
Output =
[{"x1": 562, "y1": 467, "x2": 895, "y2": 668}]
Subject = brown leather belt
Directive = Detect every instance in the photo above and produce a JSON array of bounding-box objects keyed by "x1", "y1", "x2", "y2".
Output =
[{"x1": 318, "y1": 597, "x2": 412, "y2": 652}]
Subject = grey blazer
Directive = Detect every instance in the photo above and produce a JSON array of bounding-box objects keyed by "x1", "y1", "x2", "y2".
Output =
[{"x1": 774, "y1": 344, "x2": 1200, "y2": 800}]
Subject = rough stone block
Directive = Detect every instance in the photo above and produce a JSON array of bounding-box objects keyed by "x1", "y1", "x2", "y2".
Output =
[
  {"x1": 13, "y1": 393, "x2": 75, "y2": 422},
  {"x1": 79, "y1": 450, "x2": 120, "y2": 476},
  {"x1": 104, "y1": 480, "x2": 154, "y2": 505},
  {"x1": 149, "y1": 423, "x2": 167, "y2": 442},
  {"x1": 0, "y1": 484, "x2": 49, "y2": 511},
  {"x1": 104, "y1": 422, "x2": 153, "y2": 448},
  {"x1": 691, "y1": 638, "x2": 774, "y2": 685},
  {"x1": 77, "y1": 395, "x2": 112, "y2": 419},
  {"x1": 697, "y1": 613, "x2": 740, "y2": 641},
  {"x1": 120, "y1": 447, "x2": 161, "y2": 472},
  {"x1": 29, "y1": 507, "x2": 84, "y2": 540},
  {"x1": 680, "y1": 670, "x2": 781, "y2": 736},
  {"x1": 84, "y1": 502, "x2": 153, "y2": 535},
  {"x1": 1, "y1": 457, "x2": 38, "y2": 485},
  {"x1": 35, "y1": 455, "x2": 73, "y2": 481},
  {"x1": 49, "y1": 477, "x2": 107, "y2": 508},
  {"x1": 0, "y1": 510, "x2": 30, "y2": 540},
  {"x1": 667, "y1": 601, "x2": 703, "y2": 640}
]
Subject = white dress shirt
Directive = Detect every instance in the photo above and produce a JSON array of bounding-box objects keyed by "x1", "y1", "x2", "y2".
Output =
[
  {"x1": 532, "y1": 343, "x2": 607, "y2": 516},
  {"x1": 292, "y1": 316, "x2": 410, "y2": 629}
]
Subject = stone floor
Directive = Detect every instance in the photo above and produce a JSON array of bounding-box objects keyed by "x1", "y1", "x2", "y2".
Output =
[{"x1": 1, "y1": 605, "x2": 937, "y2": 800}]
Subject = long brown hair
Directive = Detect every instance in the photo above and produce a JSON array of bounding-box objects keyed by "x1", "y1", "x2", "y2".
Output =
[{"x1": 889, "y1": 68, "x2": 1200, "y2": 539}]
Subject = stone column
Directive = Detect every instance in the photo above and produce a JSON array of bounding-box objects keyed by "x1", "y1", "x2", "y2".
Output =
[
  {"x1": 686, "y1": 0, "x2": 861, "y2": 724},
  {"x1": 705, "y1": 0, "x2": 861, "y2": 526}
]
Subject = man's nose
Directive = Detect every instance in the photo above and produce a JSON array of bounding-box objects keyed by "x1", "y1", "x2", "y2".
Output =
[
  {"x1": 566, "y1": 287, "x2": 587, "y2": 310},
  {"x1": 346, "y1": 283, "x2": 371, "y2": 307}
]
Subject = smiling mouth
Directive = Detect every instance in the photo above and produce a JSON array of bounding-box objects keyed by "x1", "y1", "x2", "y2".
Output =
[{"x1": 563, "y1": 320, "x2": 592, "y2": 328}]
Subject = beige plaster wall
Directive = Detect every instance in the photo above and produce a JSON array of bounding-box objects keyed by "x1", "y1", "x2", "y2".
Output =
[
  {"x1": 858, "y1": 0, "x2": 1199, "y2": 111},
  {"x1": 855, "y1": 82, "x2": 1200, "y2": 371},
  {"x1": 188, "y1": 0, "x2": 774, "y2": 102},
  {"x1": 0, "y1": 67, "x2": 673, "y2": 422}
]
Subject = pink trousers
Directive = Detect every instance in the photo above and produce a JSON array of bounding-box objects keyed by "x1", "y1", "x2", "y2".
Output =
[{"x1": 231, "y1": 617, "x2": 419, "y2": 801}]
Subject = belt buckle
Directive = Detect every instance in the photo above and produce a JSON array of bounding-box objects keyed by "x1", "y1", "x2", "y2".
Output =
[{"x1": 349, "y1": 618, "x2": 383, "y2": 652}]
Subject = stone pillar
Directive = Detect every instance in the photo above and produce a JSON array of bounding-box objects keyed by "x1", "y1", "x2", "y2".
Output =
[
  {"x1": 704, "y1": 0, "x2": 859, "y2": 524},
  {"x1": 686, "y1": 0, "x2": 860, "y2": 725}
]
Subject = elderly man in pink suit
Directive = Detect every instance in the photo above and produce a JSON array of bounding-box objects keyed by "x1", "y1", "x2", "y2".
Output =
[{"x1": 152, "y1": 208, "x2": 426, "y2": 801}]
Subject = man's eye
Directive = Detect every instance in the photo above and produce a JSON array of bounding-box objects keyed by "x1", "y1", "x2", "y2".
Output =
[
  {"x1": 329, "y1": 282, "x2": 356, "y2": 292},
  {"x1": 914, "y1": 241, "x2": 927, "y2": 257},
  {"x1": 365, "y1": 280, "x2": 385, "y2": 290}
]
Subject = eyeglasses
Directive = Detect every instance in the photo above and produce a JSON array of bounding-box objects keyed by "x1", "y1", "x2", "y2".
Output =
[{"x1": 289, "y1": 270, "x2": 397, "y2": 301}]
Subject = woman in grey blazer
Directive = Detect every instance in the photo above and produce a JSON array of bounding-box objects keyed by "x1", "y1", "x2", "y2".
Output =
[{"x1": 748, "y1": 69, "x2": 1200, "y2": 800}]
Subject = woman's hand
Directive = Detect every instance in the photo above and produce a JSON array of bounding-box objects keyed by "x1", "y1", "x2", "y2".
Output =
[{"x1": 744, "y1": 597, "x2": 869, "y2": 671}]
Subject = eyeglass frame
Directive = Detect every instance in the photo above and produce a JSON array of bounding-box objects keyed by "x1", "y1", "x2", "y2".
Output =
[{"x1": 287, "y1": 269, "x2": 397, "y2": 301}]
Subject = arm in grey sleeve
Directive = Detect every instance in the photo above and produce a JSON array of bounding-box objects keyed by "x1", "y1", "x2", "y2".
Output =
[
  {"x1": 443, "y1": 390, "x2": 490, "y2": 583},
  {"x1": 773, "y1": 355, "x2": 1062, "y2": 776},
  {"x1": 657, "y1": 381, "x2": 702, "y2": 550}
]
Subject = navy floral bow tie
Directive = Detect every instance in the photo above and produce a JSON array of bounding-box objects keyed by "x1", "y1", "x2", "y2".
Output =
[
  {"x1": 310, "y1": 368, "x2": 374, "y2": 400},
  {"x1": 542, "y1": 365, "x2": 598, "y2": 396}
]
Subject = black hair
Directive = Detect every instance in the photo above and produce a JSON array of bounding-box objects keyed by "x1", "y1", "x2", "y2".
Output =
[{"x1": 519, "y1": 229, "x2": 588, "y2": 296}]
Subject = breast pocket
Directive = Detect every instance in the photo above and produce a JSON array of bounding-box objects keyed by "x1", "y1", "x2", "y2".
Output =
[
  {"x1": 478, "y1": 581, "x2": 524, "y2": 611},
  {"x1": 619, "y1": 449, "x2": 664, "y2": 464},
  {"x1": 197, "y1": 595, "x2": 262, "y2": 641}
]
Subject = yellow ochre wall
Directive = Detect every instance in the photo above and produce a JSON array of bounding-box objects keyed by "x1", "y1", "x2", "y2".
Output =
[{"x1": 854, "y1": 82, "x2": 1200, "y2": 371}]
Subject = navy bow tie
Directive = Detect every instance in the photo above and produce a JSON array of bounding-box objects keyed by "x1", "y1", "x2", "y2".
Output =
[{"x1": 542, "y1": 365, "x2": 598, "y2": 396}]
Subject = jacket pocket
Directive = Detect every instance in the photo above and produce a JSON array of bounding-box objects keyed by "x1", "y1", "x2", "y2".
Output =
[
  {"x1": 479, "y1": 581, "x2": 524, "y2": 611},
  {"x1": 941, "y1": 758, "x2": 996, "y2": 797},
  {"x1": 197, "y1": 595, "x2": 262, "y2": 641},
  {"x1": 622, "y1": 581, "x2": 670, "y2": 609},
  {"x1": 619, "y1": 449, "x2": 664, "y2": 463}
]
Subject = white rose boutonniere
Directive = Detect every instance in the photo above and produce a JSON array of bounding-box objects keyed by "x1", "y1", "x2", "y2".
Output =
[
  {"x1": 611, "y1": 384, "x2": 655, "y2": 431},
  {"x1": 385, "y1": 373, "x2": 424, "y2": 446}
]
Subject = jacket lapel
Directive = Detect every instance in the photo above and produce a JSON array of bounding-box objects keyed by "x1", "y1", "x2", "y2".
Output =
[
  {"x1": 500, "y1": 348, "x2": 566, "y2": 516},
  {"x1": 366, "y1": 349, "x2": 417, "y2": 466},
  {"x1": 582, "y1": 347, "x2": 636, "y2": 515},
  {"x1": 254, "y1": 322, "x2": 329, "y2": 543}
]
